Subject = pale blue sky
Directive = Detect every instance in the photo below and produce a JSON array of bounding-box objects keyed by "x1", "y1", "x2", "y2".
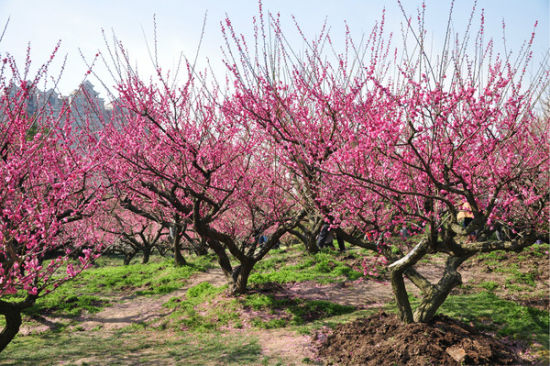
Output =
[{"x1": 0, "y1": 0, "x2": 548, "y2": 98}]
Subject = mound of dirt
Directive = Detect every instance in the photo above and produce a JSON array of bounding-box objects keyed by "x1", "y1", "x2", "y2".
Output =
[{"x1": 317, "y1": 311, "x2": 522, "y2": 365}]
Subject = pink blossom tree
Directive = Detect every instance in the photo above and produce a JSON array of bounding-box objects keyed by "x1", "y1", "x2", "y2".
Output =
[
  {"x1": 101, "y1": 207, "x2": 168, "y2": 265},
  {"x1": 0, "y1": 49, "x2": 108, "y2": 350},
  {"x1": 220, "y1": 2, "x2": 549, "y2": 322},
  {"x1": 332, "y1": 4, "x2": 549, "y2": 322},
  {"x1": 100, "y1": 41, "x2": 304, "y2": 293},
  {"x1": 219, "y1": 3, "x2": 427, "y2": 263}
]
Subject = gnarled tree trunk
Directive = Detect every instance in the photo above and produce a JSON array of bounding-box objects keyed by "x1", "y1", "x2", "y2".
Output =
[
  {"x1": 231, "y1": 260, "x2": 254, "y2": 295},
  {"x1": 0, "y1": 302, "x2": 22, "y2": 353},
  {"x1": 170, "y1": 224, "x2": 187, "y2": 267},
  {"x1": 413, "y1": 256, "x2": 467, "y2": 322},
  {"x1": 0, "y1": 295, "x2": 36, "y2": 352},
  {"x1": 142, "y1": 247, "x2": 151, "y2": 264}
]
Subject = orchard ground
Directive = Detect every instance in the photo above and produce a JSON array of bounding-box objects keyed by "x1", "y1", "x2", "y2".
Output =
[{"x1": 0, "y1": 242, "x2": 548, "y2": 365}]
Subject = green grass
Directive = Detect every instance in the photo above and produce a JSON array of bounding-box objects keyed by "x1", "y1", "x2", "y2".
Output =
[
  {"x1": 475, "y1": 243, "x2": 549, "y2": 262},
  {"x1": 528, "y1": 243, "x2": 550, "y2": 257},
  {"x1": 163, "y1": 282, "x2": 357, "y2": 332},
  {"x1": 491, "y1": 261, "x2": 539, "y2": 290},
  {"x1": 242, "y1": 293, "x2": 356, "y2": 328},
  {"x1": 162, "y1": 281, "x2": 238, "y2": 331},
  {"x1": 250, "y1": 251, "x2": 362, "y2": 285},
  {"x1": 0, "y1": 328, "x2": 266, "y2": 365},
  {"x1": 478, "y1": 280, "x2": 499, "y2": 291},
  {"x1": 439, "y1": 291, "x2": 549, "y2": 347},
  {"x1": 3, "y1": 255, "x2": 215, "y2": 319},
  {"x1": 509, "y1": 271, "x2": 537, "y2": 287},
  {"x1": 293, "y1": 308, "x2": 379, "y2": 335}
]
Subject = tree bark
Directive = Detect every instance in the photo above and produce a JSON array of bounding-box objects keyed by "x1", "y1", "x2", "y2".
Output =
[
  {"x1": 390, "y1": 268, "x2": 414, "y2": 323},
  {"x1": 388, "y1": 239, "x2": 429, "y2": 323},
  {"x1": 231, "y1": 261, "x2": 253, "y2": 295},
  {"x1": 207, "y1": 239, "x2": 233, "y2": 278},
  {"x1": 413, "y1": 256, "x2": 467, "y2": 322},
  {"x1": 123, "y1": 250, "x2": 136, "y2": 265},
  {"x1": 336, "y1": 231, "x2": 346, "y2": 252},
  {"x1": 0, "y1": 303, "x2": 21, "y2": 353},
  {"x1": 193, "y1": 239, "x2": 209, "y2": 256},
  {"x1": 305, "y1": 235, "x2": 319, "y2": 254},
  {"x1": 171, "y1": 227, "x2": 187, "y2": 266},
  {"x1": 0, "y1": 296, "x2": 36, "y2": 352},
  {"x1": 142, "y1": 248, "x2": 151, "y2": 264},
  {"x1": 289, "y1": 229, "x2": 318, "y2": 254}
]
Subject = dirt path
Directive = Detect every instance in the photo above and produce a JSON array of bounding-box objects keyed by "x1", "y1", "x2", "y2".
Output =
[
  {"x1": 79, "y1": 268, "x2": 228, "y2": 331},
  {"x1": 21, "y1": 260, "x2": 448, "y2": 335},
  {"x1": 20, "y1": 268, "x2": 228, "y2": 335},
  {"x1": 279, "y1": 261, "x2": 447, "y2": 308}
]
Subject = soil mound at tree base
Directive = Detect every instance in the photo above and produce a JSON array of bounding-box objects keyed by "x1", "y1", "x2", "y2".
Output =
[{"x1": 317, "y1": 311, "x2": 521, "y2": 365}]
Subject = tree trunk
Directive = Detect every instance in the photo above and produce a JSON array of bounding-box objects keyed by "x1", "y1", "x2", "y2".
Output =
[
  {"x1": 142, "y1": 248, "x2": 151, "y2": 264},
  {"x1": 336, "y1": 231, "x2": 346, "y2": 252},
  {"x1": 231, "y1": 261, "x2": 253, "y2": 295},
  {"x1": 413, "y1": 256, "x2": 466, "y2": 322},
  {"x1": 193, "y1": 238, "x2": 209, "y2": 256},
  {"x1": 123, "y1": 251, "x2": 136, "y2": 265},
  {"x1": 0, "y1": 297, "x2": 36, "y2": 352},
  {"x1": 304, "y1": 235, "x2": 319, "y2": 254},
  {"x1": 390, "y1": 268, "x2": 413, "y2": 323},
  {"x1": 289, "y1": 229, "x2": 318, "y2": 254},
  {"x1": 172, "y1": 229, "x2": 187, "y2": 267},
  {"x1": 388, "y1": 238, "x2": 429, "y2": 323},
  {"x1": 174, "y1": 241, "x2": 187, "y2": 266},
  {"x1": 207, "y1": 239, "x2": 233, "y2": 278},
  {"x1": 0, "y1": 307, "x2": 21, "y2": 352}
]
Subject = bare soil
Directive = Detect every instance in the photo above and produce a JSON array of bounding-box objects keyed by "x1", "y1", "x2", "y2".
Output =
[{"x1": 317, "y1": 311, "x2": 522, "y2": 365}]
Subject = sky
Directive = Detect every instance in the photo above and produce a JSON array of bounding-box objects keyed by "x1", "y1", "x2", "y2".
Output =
[{"x1": 0, "y1": 0, "x2": 548, "y2": 99}]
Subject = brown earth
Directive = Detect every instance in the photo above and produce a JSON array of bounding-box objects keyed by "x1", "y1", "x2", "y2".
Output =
[{"x1": 317, "y1": 311, "x2": 522, "y2": 365}]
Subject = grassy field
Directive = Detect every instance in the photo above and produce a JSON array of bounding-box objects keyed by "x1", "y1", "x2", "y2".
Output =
[{"x1": 0, "y1": 243, "x2": 548, "y2": 365}]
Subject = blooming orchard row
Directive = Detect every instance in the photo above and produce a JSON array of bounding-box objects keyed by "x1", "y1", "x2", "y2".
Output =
[{"x1": 0, "y1": 2, "x2": 547, "y2": 351}]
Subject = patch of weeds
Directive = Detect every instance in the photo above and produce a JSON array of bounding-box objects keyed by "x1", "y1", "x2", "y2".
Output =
[
  {"x1": 495, "y1": 263, "x2": 520, "y2": 274},
  {"x1": 120, "y1": 321, "x2": 148, "y2": 332},
  {"x1": 244, "y1": 293, "x2": 279, "y2": 311},
  {"x1": 251, "y1": 317, "x2": 288, "y2": 329},
  {"x1": 288, "y1": 300, "x2": 356, "y2": 325},
  {"x1": 440, "y1": 291, "x2": 549, "y2": 347},
  {"x1": 512, "y1": 271, "x2": 537, "y2": 287},
  {"x1": 2, "y1": 328, "x2": 266, "y2": 365},
  {"x1": 528, "y1": 243, "x2": 550, "y2": 257},
  {"x1": 164, "y1": 282, "x2": 236, "y2": 332},
  {"x1": 3, "y1": 255, "x2": 216, "y2": 318},
  {"x1": 484, "y1": 259, "x2": 499, "y2": 267},
  {"x1": 242, "y1": 293, "x2": 355, "y2": 328},
  {"x1": 186, "y1": 281, "x2": 220, "y2": 298},
  {"x1": 478, "y1": 281, "x2": 499, "y2": 291},
  {"x1": 296, "y1": 308, "x2": 382, "y2": 336},
  {"x1": 249, "y1": 252, "x2": 362, "y2": 285},
  {"x1": 25, "y1": 294, "x2": 106, "y2": 317},
  {"x1": 503, "y1": 281, "x2": 528, "y2": 292},
  {"x1": 458, "y1": 283, "x2": 474, "y2": 291},
  {"x1": 477, "y1": 250, "x2": 508, "y2": 261}
]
